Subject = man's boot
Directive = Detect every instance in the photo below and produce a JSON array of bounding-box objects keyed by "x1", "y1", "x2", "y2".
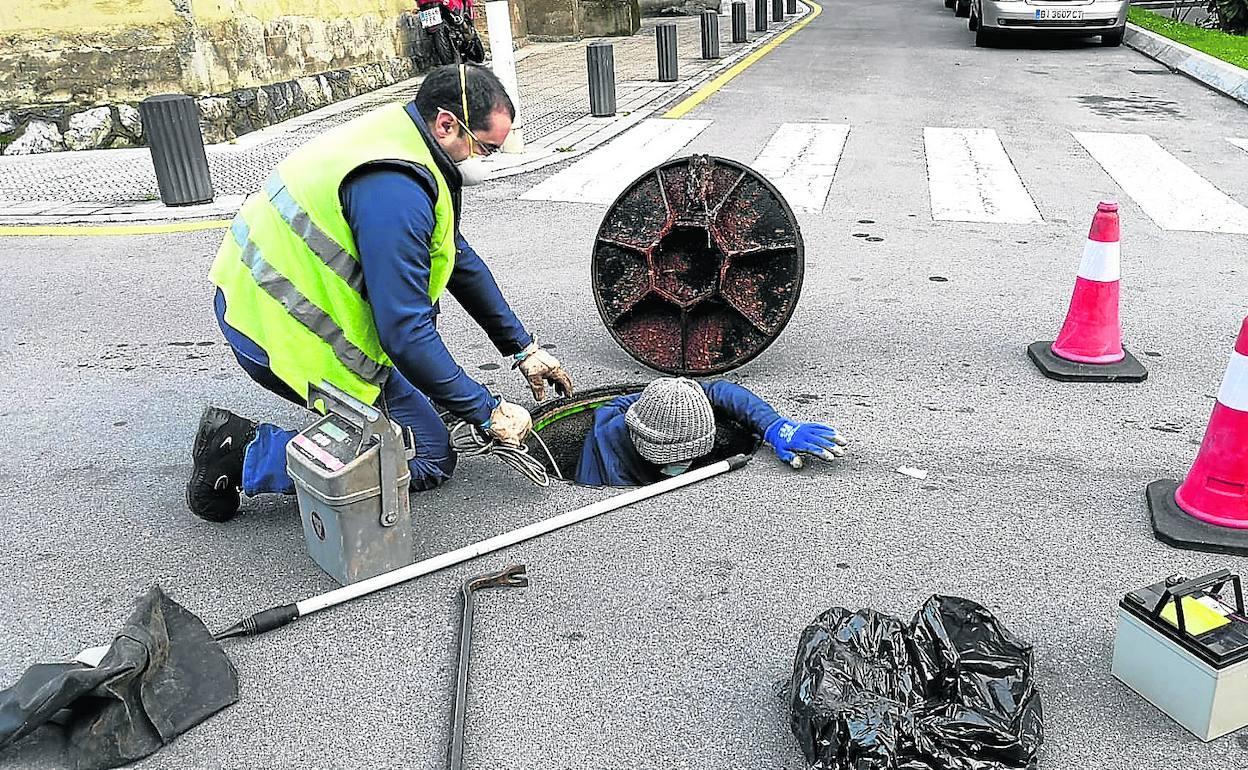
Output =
[{"x1": 186, "y1": 406, "x2": 257, "y2": 522}]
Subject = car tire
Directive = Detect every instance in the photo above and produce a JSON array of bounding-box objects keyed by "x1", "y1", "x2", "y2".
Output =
[
  {"x1": 955, "y1": 0, "x2": 970, "y2": 18},
  {"x1": 1101, "y1": 27, "x2": 1125, "y2": 47},
  {"x1": 975, "y1": 25, "x2": 996, "y2": 47}
]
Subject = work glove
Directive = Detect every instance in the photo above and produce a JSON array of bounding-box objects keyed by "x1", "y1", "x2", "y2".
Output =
[
  {"x1": 764, "y1": 418, "x2": 849, "y2": 467},
  {"x1": 483, "y1": 398, "x2": 532, "y2": 447},
  {"x1": 513, "y1": 341, "x2": 573, "y2": 401}
]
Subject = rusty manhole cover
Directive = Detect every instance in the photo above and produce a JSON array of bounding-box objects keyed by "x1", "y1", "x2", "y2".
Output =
[{"x1": 591, "y1": 154, "x2": 805, "y2": 376}]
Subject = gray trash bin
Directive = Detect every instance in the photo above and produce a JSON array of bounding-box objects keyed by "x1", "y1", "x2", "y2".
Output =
[{"x1": 139, "y1": 94, "x2": 214, "y2": 207}]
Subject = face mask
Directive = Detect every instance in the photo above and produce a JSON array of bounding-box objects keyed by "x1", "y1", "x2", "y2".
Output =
[
  {"x1": 659, "y1": 460, "x2": 692, "y2": 477},
  {"x1": 457, "y1": 155, "x2": 489, "y2": 186}
]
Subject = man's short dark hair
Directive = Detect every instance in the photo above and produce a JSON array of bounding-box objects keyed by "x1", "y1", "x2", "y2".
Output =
[{"x1": 413, "y1": 64, "x2": 515, "y2": 133}]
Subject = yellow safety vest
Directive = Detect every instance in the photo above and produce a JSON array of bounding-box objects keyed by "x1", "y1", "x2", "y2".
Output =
[{"x1": 209, "y1": 102, "x2": 457, "y2": 404}]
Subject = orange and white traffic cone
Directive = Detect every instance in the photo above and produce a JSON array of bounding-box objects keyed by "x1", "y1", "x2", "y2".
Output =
[
  {"x1": 1027, "y1": 201, "x2": 1148, "y2": 382},
  {"x1": 1149, "y1": 317, "x2": 1248, "y2": 555}
]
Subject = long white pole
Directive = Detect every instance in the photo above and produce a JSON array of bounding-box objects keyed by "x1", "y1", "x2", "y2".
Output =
[
  {"x1": 295, "y1": 455, "x2": 749, "y2": 616},
  {"x1": 484, "y1": 0, "x2": 524, "y2": 153}
]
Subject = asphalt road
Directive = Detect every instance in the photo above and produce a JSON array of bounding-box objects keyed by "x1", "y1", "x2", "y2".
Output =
[{"x1": 3, "y1": 1, "x2": 1248, "y2": 768}]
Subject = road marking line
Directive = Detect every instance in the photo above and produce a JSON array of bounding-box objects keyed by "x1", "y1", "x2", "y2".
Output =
[
  {"x1": 1075, "y1": 132, "x2": 1248, "y2": 234},
  {"x1": 0, "y1": 219, "x2": 232, "y2": 237},
  {"x1": 663, "y1": 0, "x2": 823, "y2": 120},
  {"x1": 520, "y1": 118, "x2": 711, "y2": 205},
  {"x1": 752, "y1": 123, "x2": 849, "y2": 213},
  {"x1": 923, "y1": 128, "x2": 1042, "y2": 224},
  {"x1": 1231, "y1": 138, "x2": 1248, "y2": 155}
]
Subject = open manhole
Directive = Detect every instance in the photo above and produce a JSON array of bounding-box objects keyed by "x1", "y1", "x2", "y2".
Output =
[
  {"x1": 592, "y1": 154, "x2": 805, "y2": 376},
  {"x1": 526, "y1": 384, "x2": 761, "y2": 487}
]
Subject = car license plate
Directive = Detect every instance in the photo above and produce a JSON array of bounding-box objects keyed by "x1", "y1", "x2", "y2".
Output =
[
  {"x1": 419, "y1": 7, "x2": 442, "y2": 28},
  {"x1": 1035, "y1": 8, "x2": 1083, "y2": 20}
]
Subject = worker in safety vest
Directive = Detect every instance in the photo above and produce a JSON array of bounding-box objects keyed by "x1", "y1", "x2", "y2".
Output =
[
  {"x1": 575, "y1": 378, "x2": 848, "y2": 487},
  {"x1": 187, "y1": 64, "x2": 572, "y2": 522}
]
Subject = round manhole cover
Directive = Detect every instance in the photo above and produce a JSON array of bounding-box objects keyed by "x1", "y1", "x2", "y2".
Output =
[{"x1": 592, "y1": 154, "x2": 805, "y2": 376}]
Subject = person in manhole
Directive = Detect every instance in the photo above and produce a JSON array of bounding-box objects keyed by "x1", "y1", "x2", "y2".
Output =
[
  {"x1": 186, "y1": 64, "x2": 572, "y2": 522},
  {"x1": 575, "y1": 378, "x2": 848, "y2": 486}
]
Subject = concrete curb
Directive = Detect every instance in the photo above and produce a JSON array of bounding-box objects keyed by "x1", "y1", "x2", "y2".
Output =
[{"x1": 1124, "y1": 23, "x2": 1248, "y2": 108}]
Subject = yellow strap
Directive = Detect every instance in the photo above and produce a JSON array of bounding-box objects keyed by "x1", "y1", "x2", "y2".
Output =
[{"x1": 459, "y1": 64, "x2": 473, "y2": 155}]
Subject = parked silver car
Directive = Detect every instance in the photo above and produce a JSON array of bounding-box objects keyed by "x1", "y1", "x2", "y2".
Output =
[{"x1": 969, "y1": 0, "x2": 1129, "y2": 47}]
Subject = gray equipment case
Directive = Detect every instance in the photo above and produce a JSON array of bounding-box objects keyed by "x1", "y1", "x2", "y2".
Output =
[
  {"x1": 1112, "y1": 569, "x2": 1248, "y2": 741},
  {"x1": 287, "y1": 382, "x2": 415, "y2": 585}
]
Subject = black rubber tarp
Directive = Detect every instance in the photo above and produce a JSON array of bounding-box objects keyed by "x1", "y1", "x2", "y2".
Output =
[
  {"x1": 789, "y1": 595, "x2": 1043, "y2": 770},
  {"x1": 0, "y1": 585, "x2": 238, "y2": 770}
]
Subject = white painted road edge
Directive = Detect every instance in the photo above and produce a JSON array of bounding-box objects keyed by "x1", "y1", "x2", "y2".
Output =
[
  {"x1": 1073, "y1": 132, "x2": 1248, "y2": 235},
  {"x1": 519, "y1": 119, "x2": 712, "y2": 205},
  {"x1": 752, "y1": 123, "x2": 850, "y2": 214},
  {"x1": 923, "y1": 127, "x2": 1042, "y2": 224},
  {"x1": 1231, "y1": 138, "x2": 1248, "y2": 155}
]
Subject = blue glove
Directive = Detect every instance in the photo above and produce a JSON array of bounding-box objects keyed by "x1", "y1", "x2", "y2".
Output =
[{"x1": 763, "y1": 418, "x2": 849, "y2": 466}]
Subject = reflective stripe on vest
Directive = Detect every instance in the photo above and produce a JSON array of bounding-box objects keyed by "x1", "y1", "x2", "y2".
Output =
[
  {"x1": 227, "y1": 219, "x2": 387, "y2": 386},
  {"x1": 263, "y1": 174, "x2": 366, "y2": 297}
]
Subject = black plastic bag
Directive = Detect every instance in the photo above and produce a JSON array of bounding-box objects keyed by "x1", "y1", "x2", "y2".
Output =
[
  {"x1": 789, "y1": 595, "x2": 1043, "y2": 770},
  {"x1": 0, "y1": 585, "x2": 238, "y2": 770}
]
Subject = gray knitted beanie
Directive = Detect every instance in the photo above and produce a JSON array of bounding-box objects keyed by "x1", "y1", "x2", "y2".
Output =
[{"x1": 625, "y1": 378, "x2": 716, "y2": 465}]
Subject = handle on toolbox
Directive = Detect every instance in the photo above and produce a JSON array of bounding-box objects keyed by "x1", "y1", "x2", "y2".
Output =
[
  {"x1": 1151, "y1": 568, "x2": 1245, "y2": 638},
  {"x1": 307, "y1": 382, "x2": 413, "y2": 528}
]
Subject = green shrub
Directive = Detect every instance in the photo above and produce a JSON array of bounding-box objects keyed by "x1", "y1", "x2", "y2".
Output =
[{"x1": 1209, "y1": 0, "x2": 1248, "y2": 34}]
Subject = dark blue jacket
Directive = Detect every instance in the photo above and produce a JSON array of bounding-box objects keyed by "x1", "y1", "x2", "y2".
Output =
[
  {"x1": 338, "y1": 103, "x2": 531, "y2": 425},
  {"x1": 574, "y1": 381, "x2": 781, "y2": 486}
]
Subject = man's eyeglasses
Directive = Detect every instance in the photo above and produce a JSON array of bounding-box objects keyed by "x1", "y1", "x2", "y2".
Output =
[{"x1": 443, "y1": 110, "x2": 500, "y2": 157}]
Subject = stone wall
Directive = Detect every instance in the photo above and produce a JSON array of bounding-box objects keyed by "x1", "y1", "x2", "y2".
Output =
[
  {"x1": 524, "y1": 0, "x2": 640, "y2": 38},
  {"x1": 0, "y1": 0, "x2": 636, "y2": 155},
  {"x1": 0, "y1": 1, "x2": 186, "y2": 106},
  {"x1": 1, "y1": 0, "x2": 436, "y2": 154},
  {"x1": 194, "y1": 56, "x2": 425, "y2": 143},
  {"x1": 638, "y1": 0, "x2": 720, "y2": 16},
  {"x1": 179, "y1": 0, "x2": 420, "y2": 95}
]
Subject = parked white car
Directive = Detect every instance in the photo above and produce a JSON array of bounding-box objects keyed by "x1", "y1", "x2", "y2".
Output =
[{"x1": 969, "y1": 0, "x2": 1130, "y2": 47}]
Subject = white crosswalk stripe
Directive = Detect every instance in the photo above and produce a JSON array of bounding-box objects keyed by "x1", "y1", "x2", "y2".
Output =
[
  {"x1": 751, "y1": 123, "x2": 849, "y2": 213},
  {"x1": 923, "y1": 128, "x2": 1042, "y2": 224},
  {"x1": 1074, "y1": 132, "x2": 1248, "y2": 234},
  {"x1": 518, "y1": 119, "x2": 1248, "y2": 234},
  {"x1": 520, "y1": 119, "x2": 711, "y2": 204}
]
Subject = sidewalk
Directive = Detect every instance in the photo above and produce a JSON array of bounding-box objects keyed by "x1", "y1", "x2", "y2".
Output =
[{"x1": 0, "y1": 7, "x2": 809, "y2": 226}]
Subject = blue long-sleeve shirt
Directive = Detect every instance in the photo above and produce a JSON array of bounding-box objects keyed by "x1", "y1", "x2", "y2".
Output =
[
  {"x1": 574, "y1": 380, "x2": 782, "y2": 486},
  {"x1": 341, "y1": 158, "x2": 531, "y2": 426}
]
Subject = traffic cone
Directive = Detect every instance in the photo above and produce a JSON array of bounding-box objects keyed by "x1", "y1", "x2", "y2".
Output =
[
  {"x1": 1149, "y1": 317, "x2": 1248, "y2": 555},
  {"x1": 1027, "y1": 201, "x2": 1147, "y2": 383}
]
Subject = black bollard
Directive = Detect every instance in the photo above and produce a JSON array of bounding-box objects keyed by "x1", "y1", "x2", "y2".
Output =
[
  {"x1": 732, "y1": 1, "x2": 747, "y2": 43},
  {"x1": 786, "y1": 0, "x2": 797, "y2": 14},
  {"x1": 772, "y1": 0, "x2": 783, "y2": 22},
  {"x1": 139, "y1": 94, "x2": 213, "y2": 206},
  {"x1": 587, "y1": 41, "x2": 617, "y2": 117},
  {"x1": 754, "y1": 0, "x2": 768, "y2": 32},
  {"x1": 700, "y1": 11, "x2": 720, "y2": 59},
  {"x1": 656, "y1": 22, "x2": 678, "y2": 82}
]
